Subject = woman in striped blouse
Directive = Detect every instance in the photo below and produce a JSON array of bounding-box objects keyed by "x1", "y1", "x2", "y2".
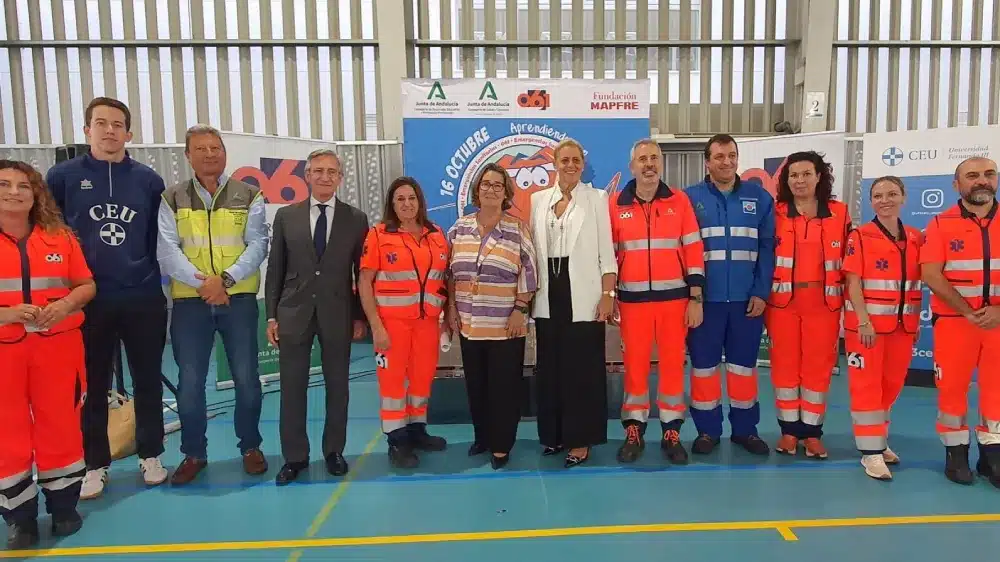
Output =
[{"x1": 446, "y1": 162, "x2": 539, "y2": 469}]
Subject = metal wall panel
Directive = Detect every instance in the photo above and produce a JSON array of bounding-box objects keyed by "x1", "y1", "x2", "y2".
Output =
[
  {"x1": 411, "y1": 0, "x2": 797, "y2": 136},
  {"x1": 0, "y1": 0, "x2": 381, "y2": 144},
  {"x1": 831, "y1": 0, "x2": 1000, "y2": 133}
]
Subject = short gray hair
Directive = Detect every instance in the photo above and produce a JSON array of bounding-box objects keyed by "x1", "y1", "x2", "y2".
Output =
[
  {"x1": 630, "y1": 138, "x2": 661, "y2": 160},
  {"x1": 184, "y1": 124, "x2": 225, "y2": 152},
  {"x1": 305, "y1": 148, "x2": 341, "y2": 173}
]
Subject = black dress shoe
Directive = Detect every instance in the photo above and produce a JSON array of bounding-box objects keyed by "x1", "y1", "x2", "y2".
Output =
[
  {"x1": 6, "y1": 519, "x2": 39, "y2": 549},
  {"x1": 491, "y1": 454, "x2": 510, "y2": 470},
  {"x1": 275, "y1": 461, "x2": 308, "y2": 486},
  {"x1": 51, "y1": 511, "x2": 83, "y2": 537},
  {"x1": 408, "y1": 423, "x2": 447, "y2": 451},
  {"x1": 468, "y1": 442, "x2": 488, "y2": 456},
  {"x1": 326, "y1": 453, "x2": 349, "y2": 476}
]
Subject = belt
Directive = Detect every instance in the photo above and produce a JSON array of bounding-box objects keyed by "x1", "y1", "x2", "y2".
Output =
[{"x1": 793, "y1": 281, "x2": 824, "y2": 289}]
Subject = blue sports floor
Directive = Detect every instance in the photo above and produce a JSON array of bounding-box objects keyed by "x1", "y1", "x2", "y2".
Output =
[{"x1": 5, "y1": 346, "x2": 1000, "y2": 561}]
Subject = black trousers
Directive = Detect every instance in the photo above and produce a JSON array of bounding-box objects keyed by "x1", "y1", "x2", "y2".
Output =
[
  {"x1": 278, "y1": 312, "x2": 351, "y2": 463},
  {"x1": 534, "y1": 258, "x2": 609, "y2": 450},
  {"x1": 460, "y1": 335, "x2": 526, "y2": 454},
  {"x1": 81, "y1": 295, "x2": 168, "y2": 469}
]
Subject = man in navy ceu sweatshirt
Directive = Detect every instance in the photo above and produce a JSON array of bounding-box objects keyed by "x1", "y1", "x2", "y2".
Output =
[{"x1": 46, "y1": 97, "x2": 169, "y2": 499}]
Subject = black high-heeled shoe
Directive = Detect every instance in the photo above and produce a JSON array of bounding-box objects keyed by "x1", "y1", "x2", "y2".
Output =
[
  {"x1": 542, "y1": 445, "x2": 564, "y2": 456},
  {"x1": 564, "y1": 448, "x2": 590, "y2": 468},
  {"x1": 490, "y1": 454, "x2": 510, "y2": 470}
]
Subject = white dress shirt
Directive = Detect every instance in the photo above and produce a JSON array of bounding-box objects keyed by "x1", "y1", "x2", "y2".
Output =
[{"x1": 310, "y1": 196, "x2": 336, "y2": 243}]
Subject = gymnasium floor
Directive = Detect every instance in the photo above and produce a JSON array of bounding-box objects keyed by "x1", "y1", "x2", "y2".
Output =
[{"x1": 5, "y1": 346, "x2": 1000, "y2": 561}]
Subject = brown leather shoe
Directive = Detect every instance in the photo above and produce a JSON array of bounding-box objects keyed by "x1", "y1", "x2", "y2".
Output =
[
  {"x1": 243, "y1": 448, "x2": 268, "y2": 475},
  {"x1": 170, "y1": 457, "x2": 207, "y2": 486}
]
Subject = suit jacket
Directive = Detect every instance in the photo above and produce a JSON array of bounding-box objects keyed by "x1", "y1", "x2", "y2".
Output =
[
  {"x1": 529, "y1": 183, "x2": 617, "y2": 322},
  {"x1": 265, "y1": 198, "x2": 370, "y2": 344}
]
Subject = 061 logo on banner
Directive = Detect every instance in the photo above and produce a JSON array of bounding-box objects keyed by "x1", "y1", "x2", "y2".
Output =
[{"x1": 231, "y1": 158, "x2": 310, "y2": 204}]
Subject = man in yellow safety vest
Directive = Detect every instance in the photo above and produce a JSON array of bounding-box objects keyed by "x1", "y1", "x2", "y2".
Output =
[{"x1": 156, "y1": 124, "x2": 270, "y2": 485}]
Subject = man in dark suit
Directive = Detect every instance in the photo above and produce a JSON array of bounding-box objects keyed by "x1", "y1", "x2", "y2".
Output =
[{"x1": 264, "y1": 148, "x2": 369, "y2": 485}]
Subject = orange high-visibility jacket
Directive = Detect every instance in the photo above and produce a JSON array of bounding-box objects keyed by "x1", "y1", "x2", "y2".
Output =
[
  {"x1": 842, "y1": 220, "x2": 923, "y2": 334},
  {"x1": 364, "y1": 222, "x2": 449, "y2": 320},
  {"x1": 609, "y1": 180, "x2": 706, "y2": 303},
  {"x1": 768, "y1": 199, "x2": 851, "y2": 311},
  {"x1": 923, "y1": 202, "x2": 1000, "y2": 316},
  {"x1": 0, "y1": 226, "x2": 89, "y2": 343}
]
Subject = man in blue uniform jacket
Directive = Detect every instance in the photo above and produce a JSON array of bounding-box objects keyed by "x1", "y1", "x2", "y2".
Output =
[
  {"x1": 684, "y1": 134, "x2": 775, "y2": 456},
  {"x1": 46, "y1": 97, "x2": 170, "y2": 498}
]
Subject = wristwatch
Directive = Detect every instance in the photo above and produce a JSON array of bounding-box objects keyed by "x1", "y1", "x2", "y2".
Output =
[
  {"x1": 689, "y1": 293, "x2": 704, "y2": 303},
  {"x1": 221, "y1": 272, "x2": 236, "y2": 289},
  {"x1": 603, "y1": 290, "x2": 616, "y2": 298},
  {"x1": 514, "y1": 303, "x2": 530, "y2": 314}
]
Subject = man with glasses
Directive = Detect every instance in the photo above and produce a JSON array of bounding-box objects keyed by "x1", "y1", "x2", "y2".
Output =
[{"x1": 264, "y1": 149, "x2": 370, "y2": 485}]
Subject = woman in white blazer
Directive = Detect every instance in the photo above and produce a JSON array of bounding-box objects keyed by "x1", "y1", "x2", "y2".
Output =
[{"x1": 529, "y1": 138, "x2": 618, "y2": 468}]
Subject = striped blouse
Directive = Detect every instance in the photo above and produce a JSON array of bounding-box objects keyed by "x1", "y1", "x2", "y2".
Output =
[{"x1": 447, "y1": 213, "x2": 539, "y2": 340}]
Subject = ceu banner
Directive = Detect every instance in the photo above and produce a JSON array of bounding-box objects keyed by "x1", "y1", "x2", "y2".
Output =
[
  {"x1": 207, "y1": 132, "x2": 334, "y2": 389},
  {"x1": 401, "y1": 78, "x2": 651, "y2": 231},
  {"x1": 732, "y1": 131, "x2": 847, "y2": 367},
  {"x1": 861, "y1": 126, "x2": 998, "y2": 373}
]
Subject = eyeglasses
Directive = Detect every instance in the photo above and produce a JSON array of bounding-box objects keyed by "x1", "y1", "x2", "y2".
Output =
[{"x1": 479, "y1": 181, "x2": 505, "y2": 192}]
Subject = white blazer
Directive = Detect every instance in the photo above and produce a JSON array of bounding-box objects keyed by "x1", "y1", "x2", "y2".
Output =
[{"x1": 530, "y1": 182, "x2": 618, "y2": 322}]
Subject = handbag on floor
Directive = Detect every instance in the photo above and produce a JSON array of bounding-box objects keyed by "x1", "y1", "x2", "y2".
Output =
[{"x1": 107, "y1": 391, "x2": 138, "y2": 460}]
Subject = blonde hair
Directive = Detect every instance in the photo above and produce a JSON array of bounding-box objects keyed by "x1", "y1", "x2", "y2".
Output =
[
  {"x1": 553, "y1": 138, "x2": 586, "y2": 163},
  {"x1": 0, "y1": 160, "x2": 69, "y2": 234}
]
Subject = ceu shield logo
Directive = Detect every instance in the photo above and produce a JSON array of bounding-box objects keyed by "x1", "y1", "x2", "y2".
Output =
[
  {"x1": 882, "y1": 147, "x2": 904, "y2": 166},
  {"x1": 742, "y1": 200, "x2": 757, "y2": 214},
  {"x1": 99, "y1": 223, "x2": 126, "y2": 246}
]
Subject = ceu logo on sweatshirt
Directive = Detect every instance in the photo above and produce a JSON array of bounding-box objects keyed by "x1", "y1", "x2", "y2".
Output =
[{"x1": 88, "y1": 202, "x2": 138, "y2": 247}]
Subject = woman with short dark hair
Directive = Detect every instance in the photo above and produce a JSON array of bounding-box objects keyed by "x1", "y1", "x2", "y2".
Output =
[
  {"x1": 447, "y1": 163, "x2": 538, "y2": 469},
  {"x1": 766, "y1": 151, "x2": 850, "y2": 460},
  {"x1": 358, "y1": 176, "x2": 450, "y2": 469}
]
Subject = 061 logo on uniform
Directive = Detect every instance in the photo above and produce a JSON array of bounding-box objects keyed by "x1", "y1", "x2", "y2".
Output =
[
  {"x1": 375, "y1": 353, "x2": 389, "y2": 369},
  {"x1": 44, "y1": 253, "x2": 63, "y2": 263},
  {"x1": 847, "y1": 352, "x2": 865, "y2": 369}
]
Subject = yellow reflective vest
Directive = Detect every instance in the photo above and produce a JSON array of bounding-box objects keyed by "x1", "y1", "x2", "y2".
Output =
[{"x1": 162, "y1": 178, "x2": 262, "y2": 299}]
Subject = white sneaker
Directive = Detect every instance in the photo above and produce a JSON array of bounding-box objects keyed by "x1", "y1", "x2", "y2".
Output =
[
  {"x1": 883, "y1": 447, "x2": 900, "y2": 464},
  {"x1": 80, "y1": 468, "x2": 108, "y2": 500},
  {"x1": 862, "y1": 454, "x2": 892, "y2": 481},
  {"x1": 139, "y1": 457, "x2": 168, "y2": 486}
]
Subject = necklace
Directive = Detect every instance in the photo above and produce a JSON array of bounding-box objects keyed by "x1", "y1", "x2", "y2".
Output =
[{"x1": 549, "y1": 196, "x2": 573, "y2": 277}]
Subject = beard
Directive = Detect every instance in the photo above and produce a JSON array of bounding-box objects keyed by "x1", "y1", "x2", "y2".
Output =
[{"x1": 963, "y1": 186, "x2": 996, "y2": 206}]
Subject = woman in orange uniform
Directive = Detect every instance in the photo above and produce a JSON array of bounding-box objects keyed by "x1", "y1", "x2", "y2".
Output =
[
  {"x1": 0, "y1": 160, "x2": 96, "y2": 549},
  {"x1": 766, "y1": 151, "x2": 850, "y2": 459},
  {"x1": 842, "y1": 176, "x2": 922, "y2": 480},
  {"x1": 359, "y1": 177, "x2": 450, "y2": 469}
]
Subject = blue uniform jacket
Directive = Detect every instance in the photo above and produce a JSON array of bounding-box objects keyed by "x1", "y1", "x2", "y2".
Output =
[
  {"x1": 46, "y1": 152, "x2": 166, "y2": 300},
  {"x1": 685, "y1": 175, "x2": 775, "y2": 303}
]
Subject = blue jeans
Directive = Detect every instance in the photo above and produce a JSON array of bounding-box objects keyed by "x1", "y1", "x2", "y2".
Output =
[{"x1": 170, "y1": 294, "x2": 263, "y2": 460}]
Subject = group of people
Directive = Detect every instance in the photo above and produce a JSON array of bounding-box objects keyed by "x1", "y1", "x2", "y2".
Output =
[{"x1": 2, "y1": 95, "x2": 999, "y2": 550}]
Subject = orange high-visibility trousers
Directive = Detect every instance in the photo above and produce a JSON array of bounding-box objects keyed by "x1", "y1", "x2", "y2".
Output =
[
  {"x1": 0, "y1": 330, "x2": 87, "y2": 523},
  {"x1": 374, "y1": 317, "x2": 441, "y2": 434},
  {"x1": 765, "y1": 285, "x2": 840, "y2": 436},
  {"x1": 933, "y1": 316, "x2": 1000, "y2": 446},
  {"x1": 845, "y1": 327, "x2": 914, "y2": 452},
  {"x1": 619, "y1": 300, "x2": 689, "y2": 426}
]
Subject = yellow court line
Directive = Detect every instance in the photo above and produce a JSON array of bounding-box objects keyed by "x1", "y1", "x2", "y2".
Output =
[
  {"x1": 6, "y1": 513, "x2": 1000, "y2": 559},
  {"x1": 775, "y1": 526, "x2": 798, "y2": 541},
  {"x1": 285, "y1": 429, "x2": 383, "y2": 562}
]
